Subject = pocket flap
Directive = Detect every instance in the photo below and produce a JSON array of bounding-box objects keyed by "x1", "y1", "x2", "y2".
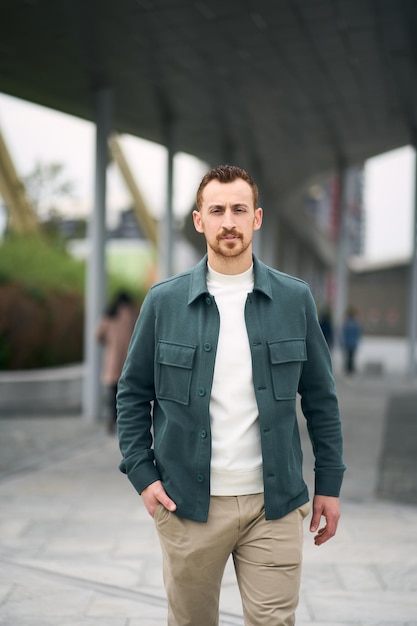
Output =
[
  {"x1": 268, "y1": 339, "x2": 307, "y2": 364},
  {"x1": 157, "y1": 341, "x2": 196, "y2": 369}
]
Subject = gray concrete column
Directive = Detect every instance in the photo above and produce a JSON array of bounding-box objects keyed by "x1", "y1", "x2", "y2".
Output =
[
  {"x1": 282, "y1": 230, "x2": 299, "y2": 277},
  {"x1": 159, "y1": 120, "x2": 175, "y2": 279},
  {"x1": 333, "y1": 167, "x2": 349, "y2": 339},
  {"x1": 83, "y1": 87, "x2": 112, "y2": 421},
  {"x1": 255, "y1": 195, "x2": 278, "y2": 268},
  {"x1": 408, "y1": 144, "x2": 417, "y2": 377}
]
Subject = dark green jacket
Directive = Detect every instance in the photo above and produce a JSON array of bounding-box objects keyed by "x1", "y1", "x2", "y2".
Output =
[{"x1": 117, "y1": 255, "x2": 345, "y2": 522}]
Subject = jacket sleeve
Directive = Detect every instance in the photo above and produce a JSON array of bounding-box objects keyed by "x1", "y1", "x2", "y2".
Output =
[
  {"x1": 298, "y1": 287, "x2": 346, "y2": 497},
  {"x1": 117, "y1": 289, "x2": 161, "y2": 494}
]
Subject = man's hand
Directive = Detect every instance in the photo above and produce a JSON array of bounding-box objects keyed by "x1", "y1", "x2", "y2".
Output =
[
  {"x1": 310, "y1": 495, "x2": 340, "y2": 546},
  {"x1": 141, "y1": 480, "x2": 177, "y2": 518}
]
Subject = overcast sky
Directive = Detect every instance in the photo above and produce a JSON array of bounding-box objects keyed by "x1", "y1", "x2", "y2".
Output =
[
  {"x1": 0, "y1": 92, "x2": 414, "y2": 261},
  {"x1": 0, "y1": 92, "x2": 207, "y2": 226},
  {"x1": 364, "y1": 145, "x2": 414, "y2": 261}
]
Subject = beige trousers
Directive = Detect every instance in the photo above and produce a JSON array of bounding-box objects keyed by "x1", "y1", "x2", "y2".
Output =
[{"x1": 154, "y1": 493, "x2": 310, "y2": 626}]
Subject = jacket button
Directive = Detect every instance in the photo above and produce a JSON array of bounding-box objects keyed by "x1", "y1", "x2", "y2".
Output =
[
  {"x1": 204, "y1": 343, "x2": 211, "y2": 351},
  {"x1": 200, "y1": 429, "x2": 207, "y2": 438},
  {"x1": 205, "y1": 297, "x2": 212, "y2": 305},
  {"x1": 198, "y1": 388, "x2": 206, "y2": 396},
  {"x1": 197, "y1": 473, "x2": 204, "y2": 483}
]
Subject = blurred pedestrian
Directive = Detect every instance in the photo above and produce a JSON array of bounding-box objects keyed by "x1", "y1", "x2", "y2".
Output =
[
  {"x1": 117, "y1": 165, "x2": 345, "y2": 625},
  {"x1": 319, "y1": 308, "x2": 334, "y2": 350},
  {"x1": 96, "y1": 291, "x2": 136, "y2": 433},
  {"x1": 342, "y1": 307, "x2": 361, "y2": 375}
]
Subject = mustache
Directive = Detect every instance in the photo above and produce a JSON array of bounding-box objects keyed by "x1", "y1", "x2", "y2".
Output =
[{"x1": 218, "y1": 228, "x2": 241, "y2": 238}]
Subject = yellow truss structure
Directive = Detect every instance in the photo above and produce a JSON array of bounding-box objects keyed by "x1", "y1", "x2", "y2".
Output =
[
  {"x1": 0, "y1": 125, "x2": 39, "y2": 234},
  {"x1": 108, "y1": 134, "x2": 158, "y2": 247}
]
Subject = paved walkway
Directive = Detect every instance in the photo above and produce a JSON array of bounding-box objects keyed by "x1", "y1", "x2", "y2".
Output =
[{"x1": 1, "y1": 344, "x2": 417, "y2": 624}]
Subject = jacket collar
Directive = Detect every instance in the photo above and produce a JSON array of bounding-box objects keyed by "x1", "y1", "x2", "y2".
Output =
[{"x1": 188, "y1": 254, "x2": 273, "y2": 304}]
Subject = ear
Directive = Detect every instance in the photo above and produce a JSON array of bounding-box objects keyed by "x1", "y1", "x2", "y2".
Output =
[
  {"x1": 253, "y1": 207, "x2": 263, "y2": 231},
  {"x1": 193, "y1": 209, "x2": 204, "y2": 233}
]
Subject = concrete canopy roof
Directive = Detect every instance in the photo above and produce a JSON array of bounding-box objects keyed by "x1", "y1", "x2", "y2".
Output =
[{"x1": 1, "y1": 0, "x2": 416, "y2": 200}]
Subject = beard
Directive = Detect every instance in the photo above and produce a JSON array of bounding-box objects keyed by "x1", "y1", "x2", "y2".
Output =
[{"x1": 209, "y1": 229, "x2": 252, "y2": 258}]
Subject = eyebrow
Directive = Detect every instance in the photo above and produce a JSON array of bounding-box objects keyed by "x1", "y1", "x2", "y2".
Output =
[{"x1": 208, "y1": 202, "x2": 250, "y2": 209}]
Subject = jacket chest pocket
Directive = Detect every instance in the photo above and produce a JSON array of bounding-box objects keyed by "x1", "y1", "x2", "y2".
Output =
[
  {"x1": 268, "y1": 339, "x2": 307, "y2": 400},
  {"x1": 156, "y1": 341, "x2": 196, "y2": 405}
]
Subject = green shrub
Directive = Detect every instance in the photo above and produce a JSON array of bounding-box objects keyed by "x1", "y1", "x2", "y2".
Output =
[
  {"x1": 0, "y1": 234, "x2": 85, "y2": 294},
  {"x1": 0, "y1": 235, "x2": 147, "y2": 369}
]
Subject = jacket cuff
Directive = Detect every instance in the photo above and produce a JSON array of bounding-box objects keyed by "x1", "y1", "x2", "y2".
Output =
[
  {"x1": 122, "y1": 462, "x2": 161, "y2": 496},
  {"x1": 315, "y1": 470, "x2": 345, "y2": 497}
]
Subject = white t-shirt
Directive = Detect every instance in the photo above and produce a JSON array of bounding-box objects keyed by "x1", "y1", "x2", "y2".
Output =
[{"x1": 207, "y1": 263, "x2": 264, "y2": 496}]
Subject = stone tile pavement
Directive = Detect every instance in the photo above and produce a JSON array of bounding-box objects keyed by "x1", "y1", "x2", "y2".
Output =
[{"x1": 0, "y1": 363, "x2": 417, "y2": 624}]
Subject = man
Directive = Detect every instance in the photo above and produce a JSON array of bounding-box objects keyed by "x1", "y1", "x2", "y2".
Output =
[
  {"x1": 342, "y1": 307, "x2": 361, "y2": 375},
  {"x1": 117, "y1": 165, "x2": 345, "y2": 626}
]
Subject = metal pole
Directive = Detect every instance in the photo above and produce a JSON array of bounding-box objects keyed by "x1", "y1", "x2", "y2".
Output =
[
  {"x1": 408, "y1": 144, "x2": 417, "y2": 378},
  {"x1": 83, "y1": 87, "x2": 112, "y2": 421}
]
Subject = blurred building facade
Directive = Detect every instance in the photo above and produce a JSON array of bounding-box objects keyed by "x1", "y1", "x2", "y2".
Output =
[{"x1": 349, "y1": 257, "x2": 410, "y2": 337}]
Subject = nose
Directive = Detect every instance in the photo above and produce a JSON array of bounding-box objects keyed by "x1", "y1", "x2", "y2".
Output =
[{"x1": 222, "y1": 208, "x2": 236, "y2": 229}]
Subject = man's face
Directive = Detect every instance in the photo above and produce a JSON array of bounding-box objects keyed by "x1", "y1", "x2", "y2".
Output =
[{"x1": 192, "y1": 178, "x2": 262, "y2": 271}]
